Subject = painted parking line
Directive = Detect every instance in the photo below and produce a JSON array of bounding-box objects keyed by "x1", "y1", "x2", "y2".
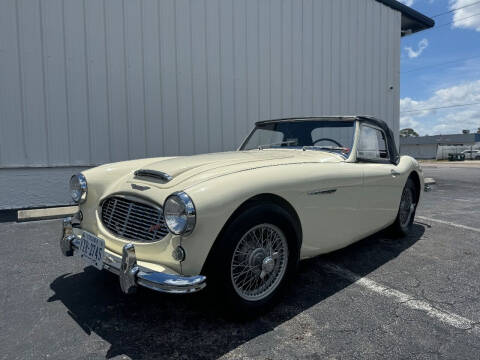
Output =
[
  {"x1": 416, "y1": 216, "x2": 480, "y2": 234},
  {"x1": 322, "y1": 263, "x2": 480, "y2": 336}
]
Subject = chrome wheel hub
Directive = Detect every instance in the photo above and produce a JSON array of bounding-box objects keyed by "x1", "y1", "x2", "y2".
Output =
[
  {"x1": 248, "y1": 248, "x2": 267, "y2": 269},
  {"x1": 262, "y1": 256, "x2": 275, "y2": 273},
  {"x1": 230, "y1": 224, "x2": 288, "y2": 301},
  {"x1": 261, "y1": 255, "x2": 277, "y2": 279}
]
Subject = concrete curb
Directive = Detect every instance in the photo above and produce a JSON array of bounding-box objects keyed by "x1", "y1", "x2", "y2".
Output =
[{"x1": 17, "y1": 206, "x2": 78, "y2": 222}]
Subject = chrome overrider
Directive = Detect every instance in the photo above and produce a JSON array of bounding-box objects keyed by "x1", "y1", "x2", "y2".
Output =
[{"x1": 60, "y1": 217, "x2": 207, "y2": 294}]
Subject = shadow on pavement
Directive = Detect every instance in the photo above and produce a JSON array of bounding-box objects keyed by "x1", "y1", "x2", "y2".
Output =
[{"x1": 48, "y1": 224, "x2": 425, "y2": 359}]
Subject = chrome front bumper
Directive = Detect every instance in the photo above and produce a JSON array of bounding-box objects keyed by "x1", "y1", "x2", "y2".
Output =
[{"x1": 60, "y1": 217, "x2": 206, "y2": 295}]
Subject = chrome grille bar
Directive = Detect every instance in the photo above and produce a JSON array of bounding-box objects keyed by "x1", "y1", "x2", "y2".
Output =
[{"x1": 100, "y1": 196, "x2": 168, "y2": 242}]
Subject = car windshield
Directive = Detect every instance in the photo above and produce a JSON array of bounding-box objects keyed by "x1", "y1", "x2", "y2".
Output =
[{"x1": 240, "y1": 120, "x2": 355, "y2": 157}]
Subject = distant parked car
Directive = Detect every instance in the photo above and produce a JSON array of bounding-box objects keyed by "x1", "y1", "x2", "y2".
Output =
[
  {"x1": 448, "y1": 153, "x2": 465, "y2": 161},
  {"x1": 461, "y1": 150, "x2": 480, "y2": 160}
]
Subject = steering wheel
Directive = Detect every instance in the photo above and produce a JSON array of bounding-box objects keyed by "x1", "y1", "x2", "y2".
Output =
[{"x1": 312, "y1": 138, "x2": 343, "y2": 147}]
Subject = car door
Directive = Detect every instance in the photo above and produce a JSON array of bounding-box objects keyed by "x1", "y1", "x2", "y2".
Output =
[
  {"x1": 298, "y1": 161, "x2": 365, "y2": 255},
  {"x1": 356, "y1": 124, "x2": 406, "y2": 236}
]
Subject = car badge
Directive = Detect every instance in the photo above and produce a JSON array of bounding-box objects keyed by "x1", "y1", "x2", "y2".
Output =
[{"x1": 149, "y1": 224, "x2": 163, "y2": 232}]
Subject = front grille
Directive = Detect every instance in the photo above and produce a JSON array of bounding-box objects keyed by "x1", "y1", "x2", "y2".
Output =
[{"x1": 101, "y1": 196, "x2": 169, "y2": 242}]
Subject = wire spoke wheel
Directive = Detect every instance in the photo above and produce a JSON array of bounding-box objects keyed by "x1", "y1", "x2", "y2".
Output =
[
  {"x1": 399, "y1": 186, "x2": 415, "y2": 227},
  {"x1": 230, "y1": 224, "x2": 288, "y2": 301}
]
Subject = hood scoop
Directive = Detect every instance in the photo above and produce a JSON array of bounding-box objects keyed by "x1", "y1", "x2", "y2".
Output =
[{"x1": 134, "y1": 169, "x2": 173, "y2": 183}]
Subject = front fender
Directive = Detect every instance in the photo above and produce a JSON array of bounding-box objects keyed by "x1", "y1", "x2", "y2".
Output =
[
  {"x1": 179, "y1": 174, "x2": 267, "y2": 275},
  {"x1": 179, "y1": 165, "x2": 309, "y2": 275}
]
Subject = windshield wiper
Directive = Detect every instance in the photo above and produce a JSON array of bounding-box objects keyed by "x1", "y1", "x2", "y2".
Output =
[{"x1": 258, "y1": 140, "x2": 297, "y2": 150}]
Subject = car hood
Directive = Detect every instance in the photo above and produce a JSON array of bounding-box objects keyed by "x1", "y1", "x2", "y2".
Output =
[{"x1": 124, "y1": 150, "x2": 343, "y2": 189}]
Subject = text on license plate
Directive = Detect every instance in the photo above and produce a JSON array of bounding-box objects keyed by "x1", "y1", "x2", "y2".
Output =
[{"x1": 80, "y1": 232, "x2": 105, "y2": 270}]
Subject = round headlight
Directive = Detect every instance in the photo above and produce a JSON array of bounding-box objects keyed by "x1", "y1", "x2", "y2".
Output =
[
  {"x1": 70, "y1": 173, "x2": 87, "y2": 203},
  {"x1": 163, "y1": 192, "x2": 196, "y2": 235}
]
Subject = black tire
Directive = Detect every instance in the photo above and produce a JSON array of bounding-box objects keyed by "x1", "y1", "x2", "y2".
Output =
[
  {"x1": 390, "y1": 178, "x2": 418, "y2": 237},
  {"x1": 203, "y1": 202, "x2": 300, "y2": 318}
]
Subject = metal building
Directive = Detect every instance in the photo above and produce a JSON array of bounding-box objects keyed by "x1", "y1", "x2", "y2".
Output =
[
  {"x1": 0, "y1": 0, "x2": 433, "y2": 210},
  {"x1": 400, "y1": 133, "x2": 480, "y2": 159}
]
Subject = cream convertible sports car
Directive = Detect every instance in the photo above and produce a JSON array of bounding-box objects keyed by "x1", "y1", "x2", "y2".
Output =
[{"x1": 61, "y1": 116, "x2": 423, "y2": 312}]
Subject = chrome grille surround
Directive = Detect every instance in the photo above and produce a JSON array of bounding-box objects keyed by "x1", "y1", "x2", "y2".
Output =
[{"x1": 100, "y1": 196, "x2": 169, "y2": 242}]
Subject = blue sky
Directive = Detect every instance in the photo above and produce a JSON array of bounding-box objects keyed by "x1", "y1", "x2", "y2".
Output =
[{"x1": 398, "y1": 0, "x2": 480, "y2": 135}]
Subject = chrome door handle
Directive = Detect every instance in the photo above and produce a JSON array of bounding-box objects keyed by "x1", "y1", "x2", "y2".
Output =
[{"x1": 391, "y1": 169, "x2": 401, "y2": 176}]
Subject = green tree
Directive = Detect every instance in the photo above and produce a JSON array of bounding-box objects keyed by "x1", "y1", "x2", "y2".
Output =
[{"x1": 400, "y1": 128, "x2": 419, "y2": 137}]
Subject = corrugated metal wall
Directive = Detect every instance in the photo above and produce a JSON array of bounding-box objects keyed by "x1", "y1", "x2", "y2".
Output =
[
  {"x1": 0, "y1": 0, "x2": 401, "y2": 169},
  {"x1": 400, "y1": 144, "x2": 438, "y2": 160}
]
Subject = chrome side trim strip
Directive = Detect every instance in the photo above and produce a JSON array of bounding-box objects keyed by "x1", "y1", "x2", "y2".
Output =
[{"x1": 308, "y1": 189, "x2": 337, "y2": 195}]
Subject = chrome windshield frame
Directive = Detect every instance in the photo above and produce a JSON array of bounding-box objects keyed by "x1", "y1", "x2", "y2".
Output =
[{"x1": 237, "y1": 118, "x2": 357, "y2": 159}]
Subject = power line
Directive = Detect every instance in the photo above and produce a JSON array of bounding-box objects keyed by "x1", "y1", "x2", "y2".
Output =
[
  {"x1": 417, "y1": 11, "x2": 480, "y2": 33},
  {"x1": 435, "y1": 11, "x2": 480, "y2": 29},
  {"x1": 400, "y1": 101, "x2": 480, "y2": 114},
  {"x1": 402, "y1": 54, "x2": 480, "y2": 74},
  {"x1": 431, "y1": 0, "x2": 480, "y2": 18}
]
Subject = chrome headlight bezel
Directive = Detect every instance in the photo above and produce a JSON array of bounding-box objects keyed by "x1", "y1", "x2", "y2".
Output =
[
  {"x1": 70, "y1": 173, "x2": 88, "y2": 204},
  {"x1": 163, "y1": 191, "x2": 196, "y2": 235}
]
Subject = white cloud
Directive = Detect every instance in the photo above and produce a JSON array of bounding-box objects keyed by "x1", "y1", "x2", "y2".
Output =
[
  {"x1": 450, "y1": 0, "x2": 480, "y2": 31},
  {"x1": 398, "y1": 0, "x2": 414, "y2": 6},
  {"x1": 400, "y1": 115, "x2": 420, "y2": 129},
  {"x1": 400, "y1": 79, "x2": 480, "y2": 135},
  {"x1": 404, "y1": 38, "x2": 429, "y2": 59}
]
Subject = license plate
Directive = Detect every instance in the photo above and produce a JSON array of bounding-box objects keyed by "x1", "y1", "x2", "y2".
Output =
[{"x1": 79, "y1": 232, "x2": 105, "y2": 270}]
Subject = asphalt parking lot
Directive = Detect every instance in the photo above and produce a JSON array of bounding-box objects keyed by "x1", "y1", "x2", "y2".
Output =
[{"x1": 1, "y1": 162, "x2": 480, "y2": 360}]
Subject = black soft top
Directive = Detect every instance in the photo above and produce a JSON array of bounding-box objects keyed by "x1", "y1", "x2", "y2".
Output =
[{"x1": 255, "y1": 116, "x2": 400, "y2": 165}]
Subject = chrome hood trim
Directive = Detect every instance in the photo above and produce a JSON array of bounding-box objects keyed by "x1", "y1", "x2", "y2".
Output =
[{"x1": 134, "y1": 169, "x2": 173, "y2": 183}]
